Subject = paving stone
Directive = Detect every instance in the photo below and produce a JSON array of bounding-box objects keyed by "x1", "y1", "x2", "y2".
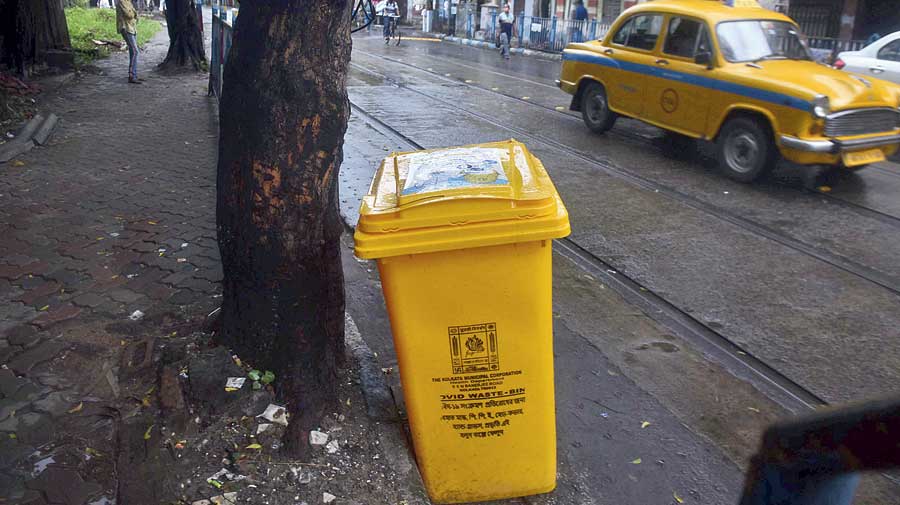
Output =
[
  {"x1": 26, "y1": 466, "x2": 103, "y2": 505},
  {"x1": 7, "y1": 340, "x2": 68, "y2": 374},
  {"x1": 0, "y1": 368, "x2": 25, "y2": 397},
  {"x1": 0, "y1": 398, "x2": 30, "y2": 422},
  {"x1": 0, "y1": 345, "x2": 23, "y2": 365},
  {"x1": 144, "y1": 283, "x2": 176, "y2": 302},
  {"x1": 44, "y1": 269, "x2": 88, "y2": 289},
  {"x1": 167, "y1": 289, "x2": 197, "y2": 305},
  {"x1": 31, "y1": 305, "x2": 82, "y2": 330},
  {"x1": 6, "y1": 490, "x2": 48, "y2": 505},
  {"x1": 11, "y1": 380, "x2": 43, "y2": 402},
  {"x1": 32, "y1": 392, "x2": 71, "y2": 417},
  {"x1": 71, "y1": 292, "x2": 106, "y2": 309},
  {"x1": 15, "y1": 281, "x2": 61, "y2": 306},
  {"x1": 1, "y1": 254, "x2": 33, "y2": 266},
  {"x1": 0, "y1": 436, "x2": 35, "y2": 472},
  {"x1": 107, "y1": 288, "x2": 143, "y2": 304},
  {"x1": 0, "y1": 264, "x2": 26, "y2": 281},
  {"x1": 6, "y1": 325, "x2": 39, "y2": 348}
]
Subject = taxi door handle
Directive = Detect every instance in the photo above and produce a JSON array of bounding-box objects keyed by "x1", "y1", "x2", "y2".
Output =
[
  {"x1": 656, "y1": 59, "x2": 669, "y2": 66},
  {"x1": 869, "y1": 66, "x2": 884, "y2": 73},
  {"x1": 604, "y1": 49, "x2": 613, "y2": 55}
]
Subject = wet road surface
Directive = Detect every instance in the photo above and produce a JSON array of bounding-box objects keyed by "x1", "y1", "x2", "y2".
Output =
[{"x1": 342, "y1": 33, "x2": 900, "y2": 503}]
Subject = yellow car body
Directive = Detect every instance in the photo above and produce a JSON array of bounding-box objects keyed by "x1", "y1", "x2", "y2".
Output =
[{"x1": 558, "y1": 0, "x2": 900, "y2": 180}]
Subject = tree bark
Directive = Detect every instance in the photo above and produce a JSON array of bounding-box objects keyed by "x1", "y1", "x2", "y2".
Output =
[
  {"x1": 216, "y1": 0, "x2": 351, "y2": 456},
  {"x1": 158, "y1": 0, "x2": 206, "y2": 71},
  {"x1": 0, "y1": 0, "x2": 72, "y2": 74}
]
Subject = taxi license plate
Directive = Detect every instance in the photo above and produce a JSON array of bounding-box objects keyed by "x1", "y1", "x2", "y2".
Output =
[{"x1": 842, "y1": 149, "x2": 885, "y2": 167}]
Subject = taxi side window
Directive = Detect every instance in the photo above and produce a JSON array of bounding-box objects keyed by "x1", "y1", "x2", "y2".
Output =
[
  {"x1": 612, "y1": 14, "x2": 663, "y2": 51},
  {"x1": 612, "y1": 17, "x2": 635, "y2": 46},
  {"x1": 663, "y1": 17, "x2": 702, "y2": 58},
  {"x1": 877, "y1": 39, "x2": 900, "y2": 62}
]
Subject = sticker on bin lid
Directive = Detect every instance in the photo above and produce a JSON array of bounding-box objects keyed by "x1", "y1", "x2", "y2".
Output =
[{"x1": 399, "y1": 147, "x2": 511, "y2": 196}]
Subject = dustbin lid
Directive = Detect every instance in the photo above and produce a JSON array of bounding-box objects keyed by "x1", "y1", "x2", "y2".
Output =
[{"x1": 354, "y1": 139, "x2": 570, "y2": 259}]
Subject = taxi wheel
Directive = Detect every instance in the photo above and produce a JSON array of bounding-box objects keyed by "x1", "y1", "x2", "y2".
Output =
[
  {"x1": 717, "y1": 117, "x2": 775, "y2": 183},
  {"x1": 580, "y1": 82, "x2": 617, "y2": 134}
]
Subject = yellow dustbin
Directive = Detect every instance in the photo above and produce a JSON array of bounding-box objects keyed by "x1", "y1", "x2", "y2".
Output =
[{"x1": 354, "y1": 139, "x2": 570, "y2": 504}]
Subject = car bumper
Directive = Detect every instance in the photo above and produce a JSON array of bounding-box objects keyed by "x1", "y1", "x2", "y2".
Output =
[{"x1": 780, "y1": 132, "x2": 900, "y2": 154}]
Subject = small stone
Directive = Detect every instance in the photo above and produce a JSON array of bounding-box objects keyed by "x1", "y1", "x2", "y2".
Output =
[
  {"x1": 325, "y1": 440, "x2": 339, "y2": 454},
  {"x1": 128, "y1": 309, "x2": 144, "y2": 321},
  {"x1": 309, "y1": 430, "x2": 328, "y2": 446},
  {"x1": 323, "y1": 492, "x2": 336, "y2": 503}
]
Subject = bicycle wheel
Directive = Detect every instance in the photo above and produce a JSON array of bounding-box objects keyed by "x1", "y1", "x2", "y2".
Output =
[{"x1": 395, "y1": 27, "x2": 401, "y2": 45}]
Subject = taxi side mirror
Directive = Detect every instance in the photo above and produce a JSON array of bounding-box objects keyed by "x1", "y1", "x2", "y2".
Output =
[{"x1": 695, "y1": 51, "x2": 714, "y2": 69}]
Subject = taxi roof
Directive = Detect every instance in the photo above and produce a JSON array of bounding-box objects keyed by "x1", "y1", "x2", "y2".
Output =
[{"x1": 626, "y1": 0, "x2": 794, "y2": 24}]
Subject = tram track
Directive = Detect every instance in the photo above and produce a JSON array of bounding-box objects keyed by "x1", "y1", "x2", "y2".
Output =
[
  {"x1": 349, "y1": 99, "x2": 828, "y2": 416},
  {"x1": 349, "y1": 59, "x2": 900, "y2": 298},
  {"x1": 354, "y1": 48, "x2": 900, "y2": 227}
]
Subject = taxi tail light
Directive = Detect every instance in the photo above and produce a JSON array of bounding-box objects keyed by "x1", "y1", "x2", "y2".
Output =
[{"x1": 834, "y1": 58, "x2": 846, "y2": 70}]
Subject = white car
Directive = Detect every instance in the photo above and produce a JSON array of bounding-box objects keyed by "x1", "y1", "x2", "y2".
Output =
[{"x1": 835, "y1": 31, "x2": 900, "y2": 85}]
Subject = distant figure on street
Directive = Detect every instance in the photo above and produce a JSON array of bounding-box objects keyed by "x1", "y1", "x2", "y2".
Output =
[
  {"x1": 570, "y1": 0, "x2": 588, "y2": 43},
  {"x1": 383, "y1": 0, "x2": 400, "y2": 41},
  {"x1": 497, "y1": 3, "x2": 515, "y2": 60},
  {"x1": 116, "y1": 0, "x2": 141, "y2": 84}
]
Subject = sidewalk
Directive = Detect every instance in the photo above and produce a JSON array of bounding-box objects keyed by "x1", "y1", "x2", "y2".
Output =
[{"x1": 0, "y1": 21, "x2": 425, "y2": 505}]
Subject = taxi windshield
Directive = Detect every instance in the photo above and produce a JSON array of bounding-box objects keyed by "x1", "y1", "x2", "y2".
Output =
[{"x1": 716, "y1": 20, "x2": 812, "y2": 63}]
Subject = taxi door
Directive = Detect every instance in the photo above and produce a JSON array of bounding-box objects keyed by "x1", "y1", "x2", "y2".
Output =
[
  {"x1": 603, "y1": 13, "x2": 665, "y2": 118},
  {"x1": 644, "y1": 15, "x2": 712, "y2": 137}
]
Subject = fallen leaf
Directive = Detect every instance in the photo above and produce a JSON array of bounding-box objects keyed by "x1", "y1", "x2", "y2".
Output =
[
  {"x1": 631, "y1": 458, "x2": 642, "y2": 464},
  {"x1": 245, "y1": 443, "x2": 263, "y2": 450},
  {"x1": 674, "y1": 491, "x2": 684, "y2": 503},
  {"x1": 39, "y1": 305, "x2": 50, "y2": 311},
  {"x1": 817, "y1": 186, "x2": 832, "y2": 193},
  {"x1": 641, "y1": 421, "x2": 651, "y2": 429},
  {"x1": 143, "y1": 424, "x2": 154, "y2": 440},
  {"x1": 85, "y1": 447, "x2": 103, "y2": 458},
  {"x1": 9, "y1": 433, "x2": 17, "y2": 439},
  {"x1": 261, "y1": 370, "x2": 275, "y2": 384},
  {"x1": 748, "y1": 407, "x2": 760, "y2": 413},
  {"x1": 68, "y1": 402, "x2": 83, "y2": 414},
  {"x1": 248, "y1": 369, "x2": 261, "y2": 381},
  {"x1": 148, "y1": 221, "x2": 157, "y2": 225},
  {"x1": 555, "y1": 106, "x2": 565, "y2": 111},
  {"x1": 12, "y1": 160, "x2": 26, "y2": 167},
  {"x1": 522, "y1": 96, "x2": 530, "y2": 100}
]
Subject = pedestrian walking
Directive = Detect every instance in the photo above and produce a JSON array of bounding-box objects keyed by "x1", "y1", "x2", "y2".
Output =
[
  {"x1": 497, "y1": 3, "x2": 515, "y2": 60},
  {"x1": 570, "y1": 0, "x2": 588, "y2": 43},
  {"x1": 116, "y1": 0, "x2": 141, "y2": 84}
]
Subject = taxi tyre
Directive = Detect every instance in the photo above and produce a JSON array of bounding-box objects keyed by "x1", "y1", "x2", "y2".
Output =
[
  {"x1": 580, "y1": 82, "x2": 617, "y2": 134},
  {"x1": 716, "y1": 116, "x2": 776, "y2": 183}
]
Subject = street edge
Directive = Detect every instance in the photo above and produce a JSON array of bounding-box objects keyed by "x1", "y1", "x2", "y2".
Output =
[{"x1": 344, "y1": 312, "x2": 431, "y2": 504}]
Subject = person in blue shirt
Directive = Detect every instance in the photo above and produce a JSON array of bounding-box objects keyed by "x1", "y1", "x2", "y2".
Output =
[{"x1": 570, "y1": 0, "x2": 588, "y2": 43}]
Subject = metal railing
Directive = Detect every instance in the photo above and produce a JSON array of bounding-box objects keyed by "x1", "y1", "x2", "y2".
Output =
[
  {"x1": 209, "y1": 6, "x2": 236, "y2": 99},
  {"x1": 805, "y1": 36, "x2": 867, "y2": 64},
  {"x1": 452, "y1": 13, "x2": 610, "y2": 53}
]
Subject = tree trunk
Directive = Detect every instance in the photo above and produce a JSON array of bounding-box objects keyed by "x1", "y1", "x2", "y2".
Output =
[
  {"x1": 215, "y1": 0, "x2": 351, "y2": 456},
  {"x1": 0, "y1": 0, "x2": 71, "y2": 74},
  {"x1": 158, "y1": 0, "x2": 205, "y2": 71}
]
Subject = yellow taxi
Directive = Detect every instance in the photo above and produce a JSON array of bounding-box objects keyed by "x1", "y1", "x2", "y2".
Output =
[{"x1": 557, "y1": 0, "x2": 900, "y2": 182}]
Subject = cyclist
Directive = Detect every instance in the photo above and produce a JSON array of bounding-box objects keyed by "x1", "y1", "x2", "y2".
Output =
[{"x1": 383, "y1": 0, "x2": 400, "y2": 42}]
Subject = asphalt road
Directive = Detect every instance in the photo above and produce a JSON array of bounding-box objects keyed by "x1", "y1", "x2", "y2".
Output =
[{"x1": 341, "y1": 33, "x2": 900, "y2": 503}]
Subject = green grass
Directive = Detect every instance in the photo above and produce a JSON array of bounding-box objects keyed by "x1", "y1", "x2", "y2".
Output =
[{"x1": 65, "y1": 7, "x2": 162, "y2": 65}]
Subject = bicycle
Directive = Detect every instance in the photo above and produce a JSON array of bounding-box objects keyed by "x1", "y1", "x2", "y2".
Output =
[
  {"x1": 350, "y1": 0, "x2": 376, "y2": 33},
  {"x1": 385, "y1": 15, "x2": 401, "y2": 46}
]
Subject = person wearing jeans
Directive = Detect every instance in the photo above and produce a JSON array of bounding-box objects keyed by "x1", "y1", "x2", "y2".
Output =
[{"x1": 116, "y1": 0, "x2": 141, "y2": 83}]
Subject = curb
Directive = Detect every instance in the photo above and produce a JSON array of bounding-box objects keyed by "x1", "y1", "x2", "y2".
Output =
[
  {"x1": 345, "y1": 312, "x2": 430, "y2": 504},
  {"x1": 442, "y1": 35, "x2": 563, "y2": 60}
]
